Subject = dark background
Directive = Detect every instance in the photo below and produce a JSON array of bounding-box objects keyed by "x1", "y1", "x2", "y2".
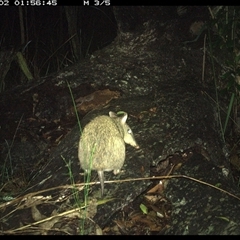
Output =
[{"x1": 0, "y1": 6, "x2": 117, "y2": 88}]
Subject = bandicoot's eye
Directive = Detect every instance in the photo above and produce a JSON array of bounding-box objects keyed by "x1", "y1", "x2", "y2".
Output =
[{"x1": 127, "y1": 129, "x2": 132, "y2": 134}]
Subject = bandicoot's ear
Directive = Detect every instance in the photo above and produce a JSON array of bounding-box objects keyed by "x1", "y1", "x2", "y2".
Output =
[
  {"x1": 120, "y1": 112, "x2": 128, "y2": 124},
  {"x1": 109, "y1": 111, "x2": 128, "y2": 123},
  {"x1": 109, "y1": 111, "x2": 117, "y2": 118}
]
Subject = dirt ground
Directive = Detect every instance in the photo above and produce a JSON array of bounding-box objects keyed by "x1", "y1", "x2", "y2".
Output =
[{"x1": 1, "y1": 6, "x2": 240, "y2": 235}]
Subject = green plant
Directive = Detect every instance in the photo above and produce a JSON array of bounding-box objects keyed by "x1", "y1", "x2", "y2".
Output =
[
  {"x1": 0, "y1": 115, "x2": 23, "y2": 186},
  {"x1": 67, "y1": 81, "x2": 95, "y2": 234},
  {"x1": 207, "y1": 6, "x2": 240, "y2": 139}
]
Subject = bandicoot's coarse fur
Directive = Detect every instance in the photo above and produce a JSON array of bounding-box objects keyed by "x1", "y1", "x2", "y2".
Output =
[{"x1": 78, "y1": 111, "x2": 139, "y2": 197}]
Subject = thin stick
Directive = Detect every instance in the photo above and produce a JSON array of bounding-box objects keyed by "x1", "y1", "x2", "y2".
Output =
[{"x1": 1, "y1": 174, "x2": 240, "y2": 212}]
